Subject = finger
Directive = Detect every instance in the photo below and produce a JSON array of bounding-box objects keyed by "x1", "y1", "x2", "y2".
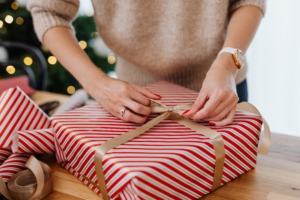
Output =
[
  {"x1": 191, "y1": 91, "x2": 224, "y2": 120},
  {"x1": 183, "y1": 90, "x2": 208, "y2": 116},
  {"x1": 209, "y1": 108, "x2": 236, "y2": 127},
  {"x1": 130, "y1": 84, "x2": 162, "y2": 100},
  {"x1": 118, "y1": 107, "x2": 148, "y2": 124},
  {"x1": 203, "y1": 102, "x2": 235, "y2": 122},
  {"x1": 205, "y1": 93, "x2": 238, "y2": 118},
  {"x1": 129, "y1": 89, "x2": 153, "y2": 106},
  {"x1": 124, "y1": 99, "x2": 151, "y2": 116},
  {"x1": 202, "y1": 97, "x2": 238, "y2": 121}
]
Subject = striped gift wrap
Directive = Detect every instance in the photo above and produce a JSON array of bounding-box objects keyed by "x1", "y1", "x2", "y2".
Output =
[
  {"x1": 51, "y1": 81, "x2": 263, "y2": 200},
  {"x1": 0, "y1": 87, "x2": 51, "y2": 182}
]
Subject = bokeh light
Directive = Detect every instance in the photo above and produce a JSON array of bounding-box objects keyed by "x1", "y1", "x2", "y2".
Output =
[
  {"x1": 6, "y1": 65, "x2": 15, "y2": 74},
  {"x1": 107, "y1": 53, "x2": 116, "y2": 64},
  {"x1": 67, "y1": 86, "x2": 76, "y2": 94},
  {"x1": 78, "y1": 41, "x2": 87, "y2": 49},
  {"x1": 24, "y1": 57, "x2": 33, "y2": 66},
  {"x1": 48, "y1": 56, "x2": 57, "y2": 65},
  {"x1": 5, "y1": 15, "x2": 13, "y2": 24},
  {"x1": 16, "y1": 17, "x2": 24, "y2": 25}
]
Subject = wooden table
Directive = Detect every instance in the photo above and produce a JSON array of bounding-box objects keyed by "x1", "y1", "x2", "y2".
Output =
[{"x1": 30, "y1": 91, "x2": 300, "y2": 199}]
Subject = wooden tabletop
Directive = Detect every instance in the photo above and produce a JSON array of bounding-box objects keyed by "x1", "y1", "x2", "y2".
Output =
[{"x1": 31, "y1": 91, "x2": 300, "y2": 200}]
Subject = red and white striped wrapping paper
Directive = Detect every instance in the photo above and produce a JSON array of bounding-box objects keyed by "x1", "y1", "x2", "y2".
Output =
[
  {"x1": 0, "y1": 87, "x2": 51, "y2": 148},
  {"x1": 0, "y1": 87, "x2": 52, "y2": 182},
  {"x1": 0, "y1": 153, "x2": 31, "y2": 182},
  {"x1": 51, "y1": 81, "x2": 263, "y2": 200},
  {"x1": 12, "y1": 128, "x2": 55, "y2": 154},
  {"x1": 0, "y1": 147, "x2": 13, "y2": 166}
]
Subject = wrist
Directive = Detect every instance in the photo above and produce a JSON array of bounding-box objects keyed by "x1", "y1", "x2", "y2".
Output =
[
  {"x1": 213, "y1": 53, "x2": 239, "y2": 76},
  {"x1": 80, "y1": 65, "x2": 109, "y2": 94}
]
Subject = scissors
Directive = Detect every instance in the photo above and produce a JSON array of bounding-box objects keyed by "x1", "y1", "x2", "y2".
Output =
[{"x1": 39, "y1": 101, "x2": 60, "y2": 116}]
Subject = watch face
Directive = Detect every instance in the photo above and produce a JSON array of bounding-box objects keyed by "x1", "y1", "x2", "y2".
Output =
[
  {"x1": 237, "y1": 50, "x2": 245, "y2": 66},
  {"x1": 234, "y1": 49, "x2": 245, "y2": 68}
]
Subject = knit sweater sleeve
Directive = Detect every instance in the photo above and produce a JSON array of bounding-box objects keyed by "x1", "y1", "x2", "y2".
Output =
[
  {"x1": 229, "y1": 0, "x2": 266, "y2": 15},
  {"x1": 27, "y1": 0, "x2": 80, "y2": 42}
]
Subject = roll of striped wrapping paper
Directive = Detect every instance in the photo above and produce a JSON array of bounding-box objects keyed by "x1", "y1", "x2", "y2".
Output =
[
  {"x1": 12, "y1": 129, "x2": 55, "y2": 154},
  {"x1": 51, "y1": 81, "x2": 264, "y2": 200},
  {"x1": 0, "y1": 153, "x2": 31, "y2": 182},
  {"x1": 0, "y1": 148, "x2": 13, "y2": 166}
]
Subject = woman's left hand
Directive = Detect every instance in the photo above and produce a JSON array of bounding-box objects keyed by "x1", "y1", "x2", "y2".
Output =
[{"x1": 183, "y1": 53, "x2": 239, "y2": 126}]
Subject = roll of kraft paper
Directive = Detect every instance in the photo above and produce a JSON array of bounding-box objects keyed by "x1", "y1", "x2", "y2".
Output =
[{"x1": 52, "y1": 89, "x2": 88, "y2": 116}]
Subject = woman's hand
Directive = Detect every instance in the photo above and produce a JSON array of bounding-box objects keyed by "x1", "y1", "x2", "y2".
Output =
[
  {"x1": 183, "y1": 54, "x2": 239, "y2": 126},
  {"x1": 88, "y1": 75, "x2": 161, "y2": 124}
]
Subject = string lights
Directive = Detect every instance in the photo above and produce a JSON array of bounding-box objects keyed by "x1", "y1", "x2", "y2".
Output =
[
  {"x1": 67, "y1": 86, "x2": 75, "y2": 94},
  {"x1": 6, "y1": 65, "x2": 15, "y2": 74},
  {"x1": 16, "y1": 17, "x2": 24, "y2": 25},
  {"x1": 48, "y1": 56, "x2": 57, "y2": 65},
  {"x1": 107, "y1": 53, "x2": 116, "y2": 64},
  {"x1": 5, "y1": 15, "x2": 13, "y2": 24},
  {"x1": 0, "y1": 20, "x2": 3, "y2": 28},
  {"x1": 11, "y1": 2, "x2": 19, "y2": 10},
  {"x1": 23, "y1": 57, "x2": 33, "y2": 66},
  {"x1": 78, "y1": 40, "x2": 87, "y2": 50}
]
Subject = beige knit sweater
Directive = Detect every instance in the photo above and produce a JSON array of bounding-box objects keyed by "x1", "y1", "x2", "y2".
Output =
[{"x1": 27, "y1": 0, "x2": 265, "y2": 91}]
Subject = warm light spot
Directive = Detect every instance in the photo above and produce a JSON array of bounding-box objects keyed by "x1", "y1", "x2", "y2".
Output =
[
  {"x1": 78, "y1": 40, "x2": 87, "y2": 49},
  {"x1": 16, "y1": 17, "x2": 24, "y2": 25},
  {"x1": 5, "y1": 15, "x2": 13, "y2": 24},
  {"x1": 6, "y1": 65, "x2": 15, "y2": 74},
  {"x1": 107, "y1": 53, "x2": 116, "y2": 64},
  {"x1": 91, "y1": 32, "x2": 98, "y2": 39},
  {"x1": 85, "y1": 11, "x2": 94, "y2": 17},
  {"x1": 67, "y1": 86, "x2": 75, "y2": 94},
  {"x1": 11, "y1": 2, "x2": 19, "y2": 10},
  {"x1": 23, "y1": 57, "x2": 33, "y2": 66},
  {"x1": 48, "y1": 56, "x2": 57, "y2": 65},
  {"x1": 0, "y1": 20, "x2": 3, "y2": 28}
]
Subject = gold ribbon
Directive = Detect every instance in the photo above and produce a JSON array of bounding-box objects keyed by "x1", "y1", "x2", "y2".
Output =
[
  {"x1": 0, "y1": 156, "x2": 53, "y2": 200},
  {"x1": 94, "y1": 101, "x2": 271, "y2": 200}
]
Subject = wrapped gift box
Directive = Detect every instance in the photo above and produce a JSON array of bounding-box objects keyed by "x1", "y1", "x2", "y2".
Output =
[{"x1": 50, "y1": 81, "x2": 266, "y2": 200}]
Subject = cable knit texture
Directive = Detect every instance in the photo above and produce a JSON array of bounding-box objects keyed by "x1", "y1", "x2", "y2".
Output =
[{"x1": 27, "y1": 0, "x2": 265, "y2": 91}]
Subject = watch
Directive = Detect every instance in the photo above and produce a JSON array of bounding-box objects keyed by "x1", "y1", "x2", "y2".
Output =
[{"x1": 218, "y1": 47, "x2": 245, "y2": 69}]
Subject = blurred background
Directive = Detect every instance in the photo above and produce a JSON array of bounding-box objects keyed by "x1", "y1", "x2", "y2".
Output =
[{"x1": 0, "y1": 0, "x2": 299, "y2": 137}]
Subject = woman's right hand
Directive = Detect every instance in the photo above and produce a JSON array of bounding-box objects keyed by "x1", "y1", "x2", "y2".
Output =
[
  {"x1": 88, "y1": 75, "x2": 161, "y2": 124},
  {"x1": 42, "y1": 27, "x2": 160, "y2": 123}
]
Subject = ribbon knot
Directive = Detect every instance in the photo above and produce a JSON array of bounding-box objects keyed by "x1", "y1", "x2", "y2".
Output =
[{"x1": 150, "y1": 100, "x2": 192, "y2": 116}]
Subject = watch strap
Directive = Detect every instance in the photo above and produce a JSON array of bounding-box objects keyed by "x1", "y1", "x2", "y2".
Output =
[{"x1": 218, "y1": 47, "x2": 237, "y2": 56}]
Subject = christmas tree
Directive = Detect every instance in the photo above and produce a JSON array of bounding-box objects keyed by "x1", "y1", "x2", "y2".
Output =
[{"x1": 0, "y1": 0, "x2": 115, "y2": 94}]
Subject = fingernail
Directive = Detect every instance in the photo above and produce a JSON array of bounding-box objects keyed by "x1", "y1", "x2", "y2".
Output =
[
  {"x1": 154, "y1": 94, "x2": 162, "y2": 98},
  {"x1": 182, "y1": 110, "x2": 190, "y2": 115},
  {"x1": 209, "y1": 122, "x2": 216, "y2": 126}
]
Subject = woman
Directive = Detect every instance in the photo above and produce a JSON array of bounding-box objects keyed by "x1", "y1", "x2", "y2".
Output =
[{"x1": 28, "y1": 0, "x2": 265, "y2": 126}]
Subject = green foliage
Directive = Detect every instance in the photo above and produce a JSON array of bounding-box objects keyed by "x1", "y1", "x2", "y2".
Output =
[{"x1": 0, "y1": 0, "x2": 115, "y2": 94}]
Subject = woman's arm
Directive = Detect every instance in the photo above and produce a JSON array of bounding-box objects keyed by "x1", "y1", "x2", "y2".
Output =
[
  {"x1": 43, "y1": 28, "x2": 161, "y2": 124},
  {"x1": 27, "y1": 0, "x2": 160, "y2": 123},
  {"x1": 184, "y1": 5, "x2": 263, "y2": 126}
]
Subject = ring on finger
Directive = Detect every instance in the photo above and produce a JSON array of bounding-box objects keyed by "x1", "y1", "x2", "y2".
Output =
[{"x1": 120, "y1": 108, "x2": 127, "y2": 117}]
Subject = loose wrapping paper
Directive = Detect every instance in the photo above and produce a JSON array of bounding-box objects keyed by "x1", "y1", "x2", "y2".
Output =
[
  {"x1": 0, "y1": 87, "x2": 51, "y2": 183},
  {"x1": 50, "y1": 81, "x2": 265, "y2": 200}
]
